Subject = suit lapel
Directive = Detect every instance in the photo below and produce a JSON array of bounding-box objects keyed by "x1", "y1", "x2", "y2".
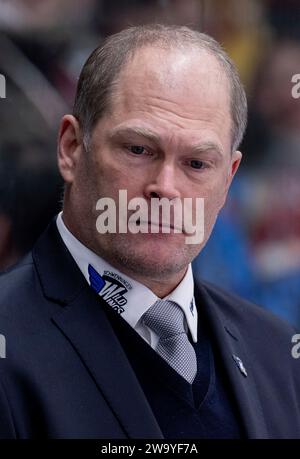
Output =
[
  {"x1": 51, "y1": 289, "x2": 163, "y2": 439},
  {"x1": 33, "y1": 221, "x2": 163, "y2": 439},
  {"x1": 194, "y1": 281, "x2": 269, "y2": 439}
]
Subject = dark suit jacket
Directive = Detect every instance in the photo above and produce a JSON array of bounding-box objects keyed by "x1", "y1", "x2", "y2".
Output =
[{"x1": 0, "y1": 221, "x2": 299, "y2": 439}]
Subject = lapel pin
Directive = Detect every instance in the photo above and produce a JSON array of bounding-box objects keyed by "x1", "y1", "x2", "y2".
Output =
[{"x1": 232, "y1": 354, "x2": 248, "y2": 377}]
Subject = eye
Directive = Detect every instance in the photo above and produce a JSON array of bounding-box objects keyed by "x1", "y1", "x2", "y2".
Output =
[
  {"x1": 190, "y1": 159, "x2": 205, "y2": 169},
  {"x1": 128, "y1": 145, "x2": 146, "y2": 155}
]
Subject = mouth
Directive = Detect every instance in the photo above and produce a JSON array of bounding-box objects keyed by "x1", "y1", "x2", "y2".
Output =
[{"x1": 137, "y1": 219, "x2": 183, "y2": 233}]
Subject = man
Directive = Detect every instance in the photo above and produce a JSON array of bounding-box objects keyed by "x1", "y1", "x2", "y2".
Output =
[{"x1": 0, "y1": 24, "x2": 299, "y2": 439}]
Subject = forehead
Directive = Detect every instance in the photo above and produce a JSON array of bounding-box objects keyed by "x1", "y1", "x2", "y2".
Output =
[
  {"x1": 115, "y1": 46, "x2": 230, "y2": 106},
  {"x1": 103, "y1": 46, "x2": 232, "y2": 150}
]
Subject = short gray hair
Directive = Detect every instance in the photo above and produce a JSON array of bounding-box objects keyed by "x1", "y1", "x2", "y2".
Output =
[{"x1": 73, "y1": 24, "x2": 247, "y2": 152}]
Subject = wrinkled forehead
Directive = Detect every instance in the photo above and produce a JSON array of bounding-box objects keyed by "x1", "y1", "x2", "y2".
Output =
[{"x1": 110, "y1": 46, "x2": 231, "y2": 118}]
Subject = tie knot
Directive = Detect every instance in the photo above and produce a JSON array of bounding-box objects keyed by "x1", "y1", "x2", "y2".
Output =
[{"x1": 142, "y1": 299, "x2": 186, "y2": 339}]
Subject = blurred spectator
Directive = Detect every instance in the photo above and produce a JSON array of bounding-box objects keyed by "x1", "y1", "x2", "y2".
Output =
[
  {"x1": 0, "y1": 140, "x2": 62, "y2": 271},
  {"x1": 248, "y1": 40, "x2": 300, "y2": 169},
  {"x1": 95, "y1": 0, "x2": 204, "y2": 36},
  {"x1": 203, "y1": 0, "x2": 269, "y2": 89},
  {"x1": 194, "y1": 172, "x2": 300, "y2": 327},
  {"x1": 265, "y1": 0, "x2": 300, "y2": 40},
  {"x1": 0, "y1": 0, "x2": 96, "y2": 34}
]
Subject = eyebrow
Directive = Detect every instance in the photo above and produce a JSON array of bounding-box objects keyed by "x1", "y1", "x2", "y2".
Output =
[
  {"x1": 191, "y1": 141, "x2": 224, "y2": 157},
  {"x1": 108, "y1": 126, "x2": 224, "y2": 157},
  {"x1": 108, "y1": 126, "x2": 160, "y2": 144}
]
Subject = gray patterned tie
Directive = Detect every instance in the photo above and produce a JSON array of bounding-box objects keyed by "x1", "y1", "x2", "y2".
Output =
[{"x1": 142, "y1": 299, "x2": 197, "y2": 384}]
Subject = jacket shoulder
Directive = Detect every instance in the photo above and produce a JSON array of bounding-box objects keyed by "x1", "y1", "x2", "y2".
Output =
[
  {"x1": 0, "y1": 253, "x2": 49, "y2": 326},
  {"x1": 0, "y1": 254, "x2": 35, "y2": 298}
]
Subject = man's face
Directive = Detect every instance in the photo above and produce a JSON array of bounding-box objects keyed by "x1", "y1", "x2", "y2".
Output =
[{"x1": 64, "y1": 47, "x2": 241, "y2": 282}]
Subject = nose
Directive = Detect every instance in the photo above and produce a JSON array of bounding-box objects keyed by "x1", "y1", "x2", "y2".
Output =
[{"x1": 144, "y1": 162, "x2": 180, "y2": 200}]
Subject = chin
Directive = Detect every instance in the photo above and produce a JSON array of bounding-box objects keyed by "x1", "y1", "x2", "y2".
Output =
[
  {"x1": 126, "y1": 258, "x2": 185, "y2": 280},
  {"x1": 116, "y1": 244, "x2": 192, "y2": 278},
  {"x1": 95, "y1": 233, "x2": 196, "y2": 276}
]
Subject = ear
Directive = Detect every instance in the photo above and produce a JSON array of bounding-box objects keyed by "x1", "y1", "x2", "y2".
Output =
[
  {"x1": 225, "y1": 150, "x2": 242, "y2": 190},
  {"x1": 218, "y1": 150, "x2": 242, "y2": 211},
  {"x1": 57, "y1": 115, "x2": 83, "y2": 183}
]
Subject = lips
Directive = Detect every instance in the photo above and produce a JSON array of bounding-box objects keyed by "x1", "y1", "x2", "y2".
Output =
[{"x1": 137, "y1": 219, "x2": 183, "y2": 232}]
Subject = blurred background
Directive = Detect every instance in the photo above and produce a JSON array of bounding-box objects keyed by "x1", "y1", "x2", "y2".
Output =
[{"x1": 0, "y1": 0, "x2": 300, "y2": 327}]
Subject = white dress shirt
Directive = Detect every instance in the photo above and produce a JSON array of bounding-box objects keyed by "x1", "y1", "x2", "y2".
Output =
[{"x1": 56, "y1": 212, "x2": 198, "y2": 348}]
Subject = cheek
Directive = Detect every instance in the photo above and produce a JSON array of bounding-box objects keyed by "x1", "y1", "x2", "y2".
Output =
[
  {"x1": 92, "y1": 154, "x2": 120, "y2": 189},
  {"x1": 92, "y1": 153, "x2": 144, "y2": 201},
  {"x1": 201, "y1": 180, "x2": 228, "y2": 223}
]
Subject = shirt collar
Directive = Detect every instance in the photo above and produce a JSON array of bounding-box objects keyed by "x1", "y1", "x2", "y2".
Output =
[{"x1": 56, "y1": 212, "x2": 197, "y2": 342}]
